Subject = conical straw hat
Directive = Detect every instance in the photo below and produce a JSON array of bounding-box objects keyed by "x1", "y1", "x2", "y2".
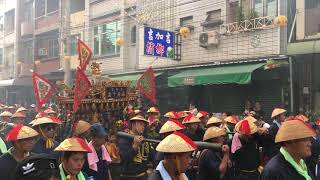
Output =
[
  {"x1": 16, "y1": 107, "x2": 27, "y2": 113},
  {"x1": 243, "y1": 116, "x2": 257, "y2": 123},
  {"x1": 156, "y1": 132, "x2": 197, "y2": 153},
  {"x1": 147, "y1": 107, "x2": 159, "y2": 113},
  {"x1": 74, "y1": 120, "x2": 91, "y2": 135},
  {"x1": 235, "y1": 119, "x2": 258, "y2": 135},
  {"x1": 55, "y1": 138, "x2": 92, "y2": 153},
  {"x1": 203, "y1": 127, "x2": 226, "y2": 141},
  {"x1": 271, "y1": 108, "x2": 287, "y2": 118},
  {"x1": 295, "y1": 114, "x2": 309, "y2": 122},
  {"x1": 206, "y1": 117, "x2": 223, "y2": 126},
  {"x1": 5, "y1": 124, "x2": 38, "y2": 141},
  {"x1": 129, "y1": 115, "x2": 148, "y2": 123},
  {"x1": 0, "y1": 111, "x2": 12, "y2": 117},
  {"x1": 11, "y1": 112, "x2": 26, "y2": 118},
  {"x1": 159, "y1": 119, "x2": 185, "y2": 134},
  {"x1": 225, "y1": 115, "x2": 239, "y2": 124},
  {"x1": 196, "y1": 111, "x2": 209, "y2": 119},
  {"x1": 164, "y1": 111, "x2": 180, "y2": 119},
  {"x1": 275, "y1": 119, "x2": 316, "y2": 143},
  {"x1": 182, "y1": 114, "x2": 201, "y2": 124},
  {"x1": 178, "y1": 111, "x2": 190, "y2": 118},
  {"x1": 32, "y1": 117, "x2": 61, "y2": 127}
]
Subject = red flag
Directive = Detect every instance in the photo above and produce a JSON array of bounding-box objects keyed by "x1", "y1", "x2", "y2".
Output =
[
  {"x1": 136, "y1": 66, "x2": 156, "y2": 103},
  {"x1": 32, "y1": 72, "x2": 54, "y2": 111},
  {"x1": 73, "y1": 68, "x2": 91, "y2": 112},
  {"x1": 77, "y1": 39, "x2": 92, "y2": 71}
]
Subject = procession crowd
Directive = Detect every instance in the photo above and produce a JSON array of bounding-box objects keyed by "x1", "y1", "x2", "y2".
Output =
[{"x1": 0, "y1": 102, "x2": 318, "y2": 180}]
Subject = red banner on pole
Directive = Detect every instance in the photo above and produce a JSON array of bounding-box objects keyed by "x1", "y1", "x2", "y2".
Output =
[
  {"x1": 77, "y1": 39, "x2": 92, "y2": 71},
  {"x1": 136, "y1": 66, "x2": 156, "y2": 103},
  {"x1": 32, "y1": 72, "x2": 54, "y2": 111},
  {"x1": 73, "y1": 68, "x2": 91, "y2": 112}
]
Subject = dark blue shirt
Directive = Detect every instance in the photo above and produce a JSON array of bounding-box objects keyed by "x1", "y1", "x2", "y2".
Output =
[{"x1": 83, "y1": 148, "x2": 109, "y2": 180}]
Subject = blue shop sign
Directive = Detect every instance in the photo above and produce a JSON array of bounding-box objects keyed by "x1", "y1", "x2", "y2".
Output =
[{"x1": 144, "y1": 26, "x2": 174, "y2": 58}]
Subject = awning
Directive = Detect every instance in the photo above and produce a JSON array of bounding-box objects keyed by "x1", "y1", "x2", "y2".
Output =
[
  {"x1": 287, "y1": 40, "x2": 320, "y2": 55},
  {"x1": 0, "y1": 78, "x2": 32, "y2": 87},
  {"x1": 109, "y1": 72, "x2": 163, "y2": 86},
  {"x1": 168, "y1": 63, "x2": 265, "y2": 87}
]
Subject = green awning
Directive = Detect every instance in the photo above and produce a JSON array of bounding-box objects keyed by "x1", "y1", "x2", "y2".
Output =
[
  {"x1": 168, "y1": 63, "x2": 265, "y2": 87},
  {"x1": 109, "y1": 72, "x2": 163, "y2": 86},
  {"x1": 287, "y1": 40, "x2": 320, "y2": 55}
]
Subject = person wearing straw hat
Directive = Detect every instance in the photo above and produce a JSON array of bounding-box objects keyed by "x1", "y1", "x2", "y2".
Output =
[
  {"x1": 55, "y1": 138, "x2": 92, "y2": 180},
  {"x1": 261, "y1": 119, "x2": 316, "y2": 180},
  {"x1": 148, "y1": 132, "x2": 197, "y2": 180},
  {"x1": 31, "y1": 117, "x2": 61, "y2": 160},
  {"x1": 197, "y1": 111, "x2": 210, "y2": 129},
  {"x1": 73, "y1": 120, "x2": 91, "y2": 143},
  {"x1": 119, "y1": 115, "x2": 152, "y2": 180},
  {"x1": 265, "y1": 108, "x2": 287, "y2": 160},
  {"x1": 206, "y1": 116, "x2": 223, "y2": 128},
  {"x1": 163, "y1": 111, "x2": 180, "y2": 120},
  {"x1": 198, "y1": 127, "x2": 232, "y2": 180},
  {"x1": 82, "y1": 123, "x2": 112, "y2": 180},
  {"x1": 155, "y1": 119, "x2": 186, "y2": 166},
  {"x1": 182, "y1": 114, "x2": 205, "y2": 141},
  {"x1": 0, "y1": 124, "x2": 38, "y2": 180},
  {"x1": 7, "y1": 105, "x2": 16, "y2": 114},
  {"x1": 14, "y1": 153, "x2": 60, "y2": 180},
  {"x1": 224, "y1": 115, "x2": 239, "y2": 141},
  {"x1": 11, "y1": 111, "x2": 27, "y2": 124},
  {"x1": 147, "y1": 106, "x2": 161, "y2": 133},
  {"x1": 0, "y1": 111, "x2": 13, "y2": 135},
  {"x1": 232, "y1": 119, "x2": 268, "y2": 180}
]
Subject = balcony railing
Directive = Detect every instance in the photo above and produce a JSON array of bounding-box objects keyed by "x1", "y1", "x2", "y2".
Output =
[
  {"x1": 220, "y1": 16, "x2": 274, "y2": 35},
  {"x1": 35, "y1": 10, "x2": 59, "y2": 31}
]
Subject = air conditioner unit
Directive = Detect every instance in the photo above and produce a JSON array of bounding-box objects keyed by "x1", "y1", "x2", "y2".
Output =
[
  {"x1": 38, "y1": 48, "x2": 48, "y2": 56},
  {"x1": 199, "y1": 31, "x2": 220, "y2": 48}
]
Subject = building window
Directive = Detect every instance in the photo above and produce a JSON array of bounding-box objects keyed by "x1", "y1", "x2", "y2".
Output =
[
  {"x1": 206, "y1": 9, "x2": 222, "y2": 21},
  {"x1": 71, "y1": 0, "x2": 85, "y2": 13},
  {"x1": 0, "y1": 48, "x2": 3, "y2": 65},
  {"x1": 305, "y1": 0, "x2": 320, "y2": 37},
  {"x1": 252, "y1": 0, "x2": 277, "y2": 17},
  {"x1": 4, "y1": 9, "x2": 15, "y2": 34},
  {"x1": 35, "y1": 0, "x2": 45, "y2": 18},
  {"x1": 93, "y1": 21, "x2": 121, "y2": 56},
  {"x1": 23, "y1": 1, "x2": 33, "y2": 22},
  {"x1": 0, "y1": 15, "x2": 3, "y2": 34},
  {"x1": 47, "y1": 0, "x2": 59, "y2": 13},
  {"x1": 180, "y1": 16, "x2": 193, "y2": 27},
  {"x1": 48, "y1": 39, "x2": 59, "y2": 58},
  {"x1": 23, "y1": 41, "x2": 33, "y2": 64},
  {"x1": 131, "y1": 26, "x2": 136, "y2": 44},
  {"x1": 70, "y1": 34, "x2": 80, "y2": 55}
]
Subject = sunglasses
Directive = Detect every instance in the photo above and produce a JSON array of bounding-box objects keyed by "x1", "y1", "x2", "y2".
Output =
[{"x1": 43, "y1": 125, "x2": 56, "y2": 131}]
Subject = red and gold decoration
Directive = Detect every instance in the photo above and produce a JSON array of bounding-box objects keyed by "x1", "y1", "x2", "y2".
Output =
[
  {"x1": 264, "y1": 59, "x2": 289, "y2": 70},
  {"x1": 73, "y1": 68, "x2": 91, "y2": 112},
  {"x1": 5, "y1": 124, "x2": 38, "y2": 141},
  {"x1": 136, "y1": 66, "x2": 156, "y2": 103},
  {"x1": 32, "y1": 72, "x2": 54, "y2": 111},
  {"x1": 77, "y1": 39, "x2": 92, "y2": 71}
]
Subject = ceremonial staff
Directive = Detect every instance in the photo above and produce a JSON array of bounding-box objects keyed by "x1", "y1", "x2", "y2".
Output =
[{"x1": 117, "y1": 132, "x2": 222, "y2": 151}]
